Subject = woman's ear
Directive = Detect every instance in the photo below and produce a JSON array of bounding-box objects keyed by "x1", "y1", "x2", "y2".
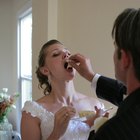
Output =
[{"x1": 40, "y1": 67, "x2": 49, "y2": 76}]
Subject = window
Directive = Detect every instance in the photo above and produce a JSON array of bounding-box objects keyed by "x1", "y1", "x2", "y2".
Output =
[{"x1": 18, "y1": 9, "x2": 32, "y2": 107}]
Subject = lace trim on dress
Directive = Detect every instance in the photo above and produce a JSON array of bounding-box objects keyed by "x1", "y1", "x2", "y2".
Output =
[
  {"x1": 22, "y1": 101, "x2": 91, "y2": 140},
  {"x1": 22, "y1": 101, "x2": 53, "y2": 119}
]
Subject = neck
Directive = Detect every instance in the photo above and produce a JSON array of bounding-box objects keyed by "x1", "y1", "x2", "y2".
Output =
[
  {"x1": 126, "y1": 75, "x2": 140, "y2": 95},
  {"x1": 50, "y1": 80, "x2": 77, "y2": 105}
]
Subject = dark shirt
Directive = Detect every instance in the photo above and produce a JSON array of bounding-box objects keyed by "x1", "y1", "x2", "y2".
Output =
[{"x1": 88, "y1": 76, "x2": 140, "y2": 140}]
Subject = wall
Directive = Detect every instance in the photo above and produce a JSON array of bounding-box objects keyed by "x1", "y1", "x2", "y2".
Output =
[
  {"x1": 0, "y1": 0, "x2": 13, "y2": 92},
  {"x1": 32, "y1": 0, "x2": 58, "y2": 100},
  {"x1": 0, "y1": 0, "x2": 17, "y2": 131},
  {"x1": 32, "y1": 0, "x2": 49, "y2": 100}
]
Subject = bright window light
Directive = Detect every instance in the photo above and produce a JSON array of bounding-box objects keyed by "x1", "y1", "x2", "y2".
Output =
[{"x1": 18, "y1": 11, "x2": 32, "y2": 107}]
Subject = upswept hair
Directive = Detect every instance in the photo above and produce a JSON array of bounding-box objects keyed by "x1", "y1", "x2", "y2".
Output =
[
  {"x1": 36, "y1": 39, "x2": 63, "y2": 95},
  {"x1": 112, "y1": 8, "x2": 140, "y2": 81}
]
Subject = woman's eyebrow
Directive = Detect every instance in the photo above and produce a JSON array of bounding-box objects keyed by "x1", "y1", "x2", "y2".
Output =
[{"x1": 49, "y1": 48, "x2": 59, "y2": 53}]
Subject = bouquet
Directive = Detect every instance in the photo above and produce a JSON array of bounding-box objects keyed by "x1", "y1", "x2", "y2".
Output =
[{"x1": 0, "y1": 88, "x2": 19, "y2": 123}]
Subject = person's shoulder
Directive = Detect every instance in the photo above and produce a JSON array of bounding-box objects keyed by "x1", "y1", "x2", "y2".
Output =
[
  {"x1": 36, "y1": 95, "x2": 49, "y2": 102},
  {"x1": 36, "y1": 95, "x2": 51, "y2": 106}
]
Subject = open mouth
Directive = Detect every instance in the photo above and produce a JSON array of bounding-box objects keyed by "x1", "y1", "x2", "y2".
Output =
[{"x1": 64, "y1": 62, "x2": 73, "y2": 70}]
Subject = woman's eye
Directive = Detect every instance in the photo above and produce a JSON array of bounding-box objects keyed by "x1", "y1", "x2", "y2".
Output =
[{"x1": 52, "y1": 53, "x2": 60, "y2": 57}]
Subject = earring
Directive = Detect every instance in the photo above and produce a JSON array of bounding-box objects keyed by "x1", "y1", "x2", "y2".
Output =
[{"x1": 48, "y1": 75, "x2": 51, "y2": 85}]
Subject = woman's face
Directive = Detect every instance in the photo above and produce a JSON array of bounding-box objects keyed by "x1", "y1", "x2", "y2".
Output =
[{"x1": 43, "y1": 43, "x2": 76, "y2": 82}]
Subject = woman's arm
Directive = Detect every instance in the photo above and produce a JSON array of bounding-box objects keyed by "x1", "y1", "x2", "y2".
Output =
[
  {"x1": 21, "y1": 111, "x2": 41, "y2": 140},
  {"x1": 21, "y1": 105, "x2": 76, "y2": 140},
  {"x1": 21, "y1": 112, "x2": 61, "y2": 140},
  {"x1": 84, "y1": 106, "x2": 109, "y2": 127}
]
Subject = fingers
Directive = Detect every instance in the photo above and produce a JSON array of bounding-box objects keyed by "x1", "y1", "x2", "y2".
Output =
[
  {"x1": 62, "y1": 112, "x2": 70, "y2": 122},
  {"x1": 69, "y1": 53, "x2": 86, "y2": 67},
  {"x1": 69, "y1": 54, "x2": 83, "y2": 70},
  {"x1": 103, "y1": 112, "x2": 109, "y2": 118},
  {"x1": 69, "y1": 54, "x2": 85, "y2": 71},
  {"x1": 53, "y1": 106, "x2": 76, "y2": 138},
  {"x1": 56, "y1": 106, "x2": 76, "y2": 120},
  {"x1": 94, "y1": 106, "x2": 112, "y2": 118},
  {"x1": 67, "y1": 97, "x2": 74, "y2": 107},
  {"x1": 94, "y1": 106, "x2": 98, "y2": 111},
  {"x1": 69, "y1": 53, "x2": 85, "y2": 62},
  {"x1": 94, "y1": 106, "x2": 107, "y2": 117},
  {"x1": 69, "y1": 60, "x2": 80, "y2": 71}
]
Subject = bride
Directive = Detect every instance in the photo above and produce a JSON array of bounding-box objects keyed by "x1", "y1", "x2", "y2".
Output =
[{"x1": 20, "y1": 39, "x2": 107, "y2": 140}]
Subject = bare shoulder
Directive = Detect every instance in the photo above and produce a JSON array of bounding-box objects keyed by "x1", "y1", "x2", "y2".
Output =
[
  {"x1": 36, "y1": 95, "x2": 52, "y2": 107},
  {"x1": 21, "y1": 110, "x2": 40, "y2": 123},
  {"x1": 35, "y1": 95, "x2": 60, "y2": 113},
  {"x1": 36, "y1": 95, "x2": 49, "y2": 103},
  {"x1": 21, "y1": 110, "x2": 41, "y2": 140}
]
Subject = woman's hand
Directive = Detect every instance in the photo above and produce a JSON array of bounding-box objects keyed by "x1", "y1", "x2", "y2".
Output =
[
  {"x1": 49, "y1": 106, "x2": 76, "y2": 139},
  {"x1": 94, "y1": 106, "x2": 109, "y2": 118},
  {"x1": 84, "y1": 106, "x2": 109, "y2": 127}
]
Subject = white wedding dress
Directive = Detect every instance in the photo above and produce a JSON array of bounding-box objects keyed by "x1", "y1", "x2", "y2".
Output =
[{"x1": 22, "y1": 101, "x2": 90, "y2": 140}]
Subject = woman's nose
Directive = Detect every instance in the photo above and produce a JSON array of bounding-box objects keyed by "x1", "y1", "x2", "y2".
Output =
[{"x1": 63, "y1": 52, "x2": 70, "y2": 59}]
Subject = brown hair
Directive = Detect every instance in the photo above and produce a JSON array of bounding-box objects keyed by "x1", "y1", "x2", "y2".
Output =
[{"x1": 36, "y1": 39, "x2": 63, "y2": 95}]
